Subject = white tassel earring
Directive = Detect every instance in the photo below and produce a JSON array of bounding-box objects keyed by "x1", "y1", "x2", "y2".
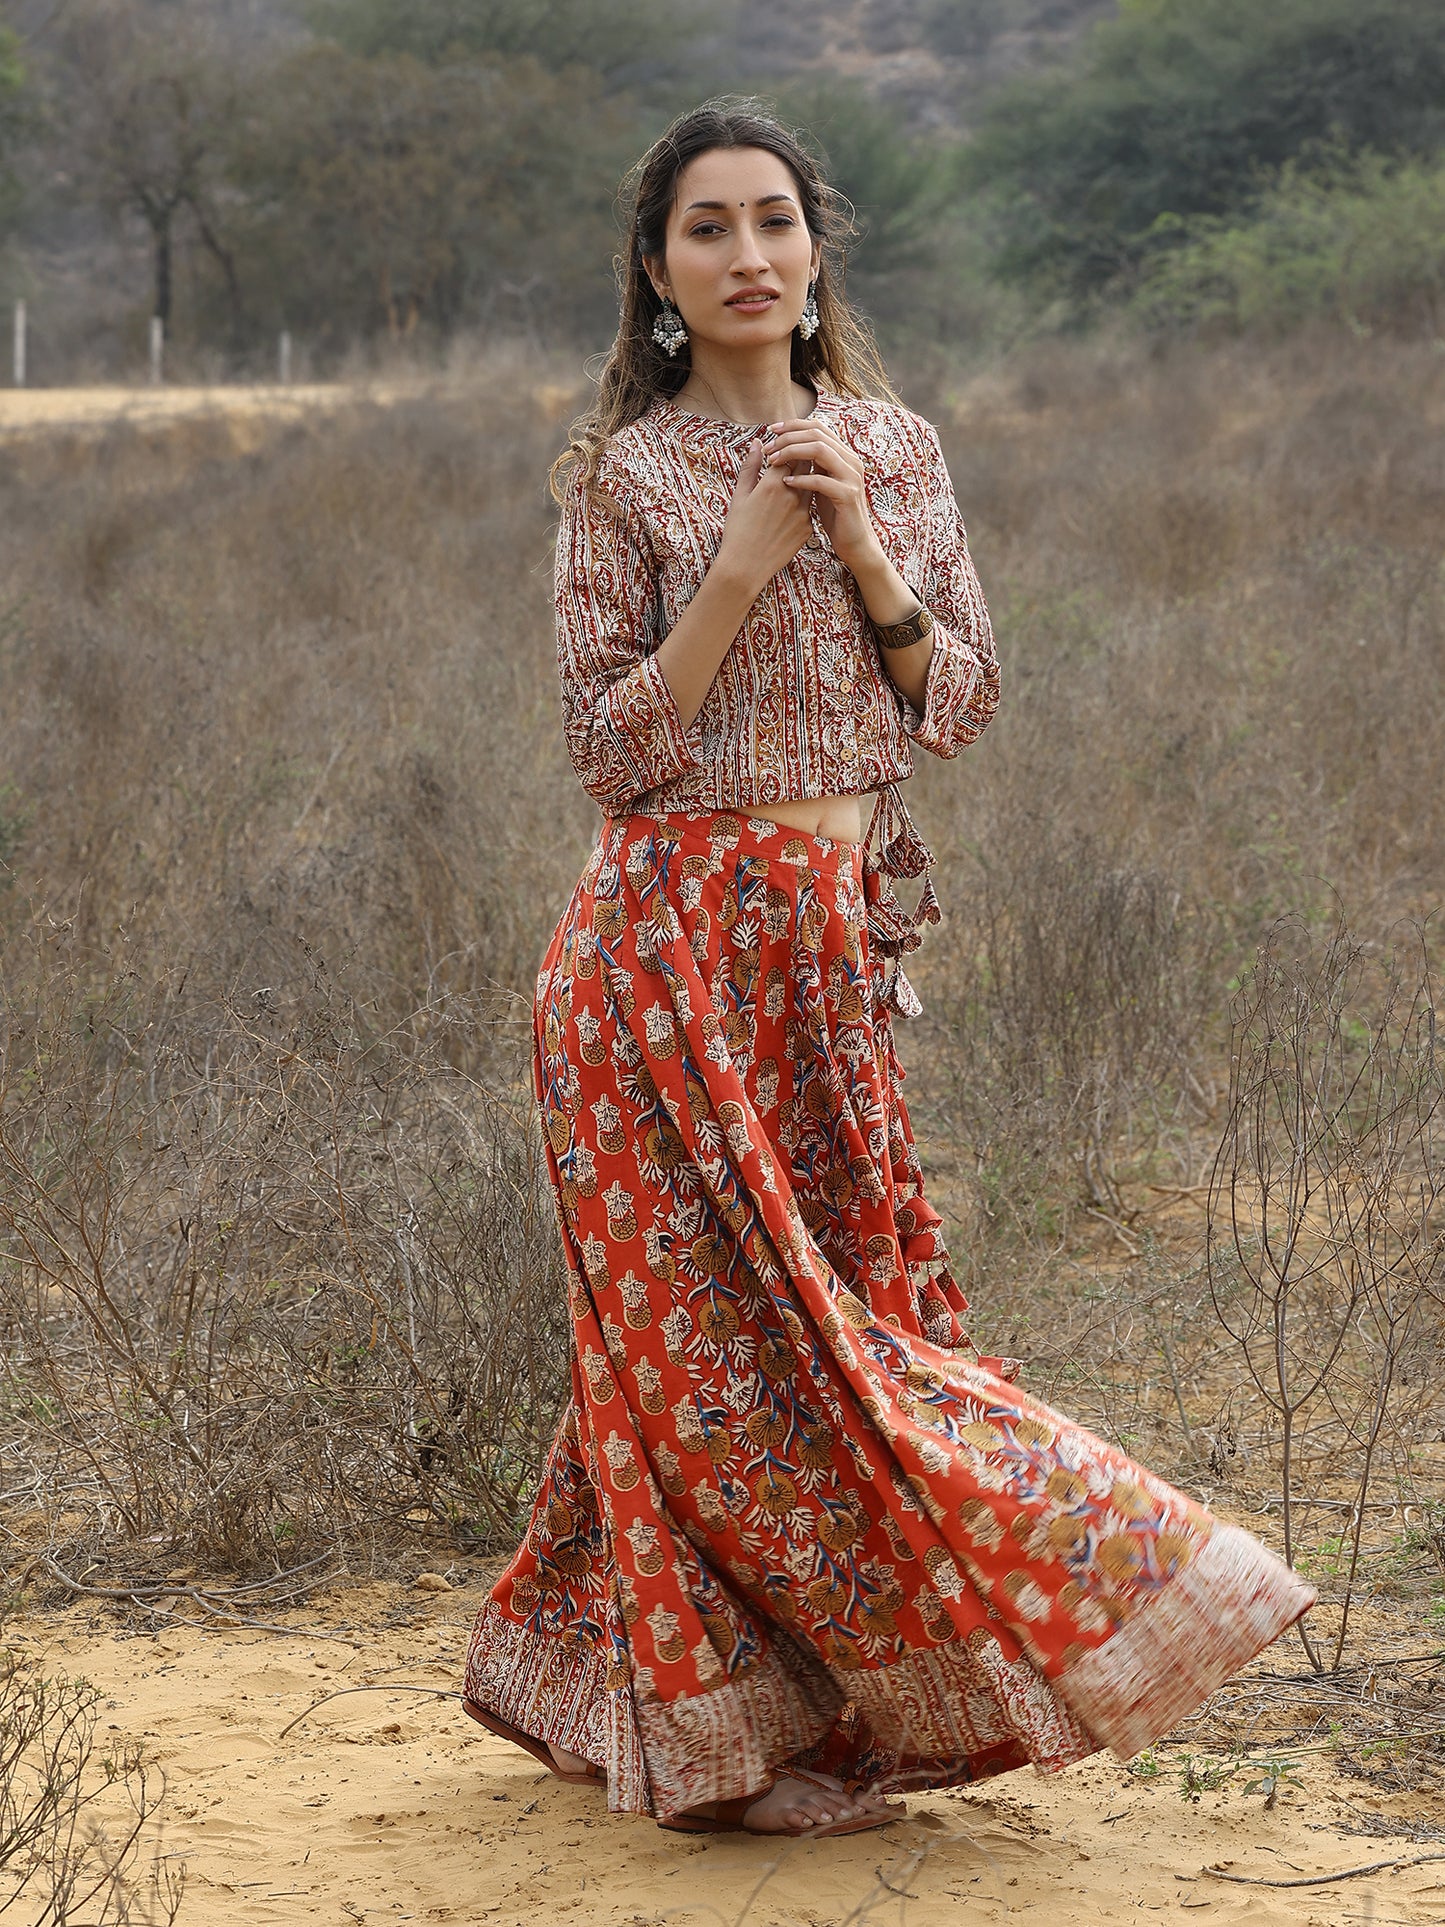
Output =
[
  {"x1": 652, "y1": 298, "x2": 688, "y2": 357},
  {"x1": 797, "y1": 281, "x2": 820, "y2": 341}
]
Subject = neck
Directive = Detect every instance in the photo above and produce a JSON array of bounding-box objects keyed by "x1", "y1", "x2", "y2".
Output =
[{"x1": 673, "y1": 342, "x2": 811, "y2": 427}]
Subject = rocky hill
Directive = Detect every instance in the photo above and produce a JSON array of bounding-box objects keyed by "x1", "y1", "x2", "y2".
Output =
[{"x1": 731, "y1": 0, "x2": 1112, "y2": 128}]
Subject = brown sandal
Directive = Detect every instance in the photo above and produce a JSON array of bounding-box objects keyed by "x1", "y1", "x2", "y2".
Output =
[
  {"x1": 658, "y1": 1771, "x2": 903, "y2": 1837},
  {"x1": 461, "y1": 1698, "x2": 604, "y2": 1787}
]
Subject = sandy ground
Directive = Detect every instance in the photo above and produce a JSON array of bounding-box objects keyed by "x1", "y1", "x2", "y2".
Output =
[
  {"x1": 0, "y1": 381, "x2": 372, "y2": 435},
  {"x1": 0, "y1": 377, "x2": 580, "y2": 445},
  {"x1": 6, "y1": 1578, "x2": 1441, "y2": 1927}
]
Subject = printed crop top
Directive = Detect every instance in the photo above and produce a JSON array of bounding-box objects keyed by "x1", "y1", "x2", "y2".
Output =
[{"x1": 554, "y1": 390, "x2": 999, "y2": 821}]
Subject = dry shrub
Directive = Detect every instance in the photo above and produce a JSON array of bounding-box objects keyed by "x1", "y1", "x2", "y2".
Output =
[
  {"x1": 0, "y1": 922, "x2": 567, "y2": 1569},
  {"x1": 1208, "y1": 915, "x2": 1445, "y2": 1672},
  {"x1": 927, "y1": 821, "x2": 1219, "y2": 1262},
  {"x1": 912, "y1": 329, "x2": 1445, "y2": 1294},
  {"x1": 0, "y1": 333, "x2": 1442, "y2": 1616},
  {"x1": 0, "y1": 372, "x2": 592, "y2": 1011},
  {"x1": 0, "y1": 371, "x2": 597, "y2": 1574},
  {"x1": 1, "y1": 1643, "x2": 183, "y2": 1924}
]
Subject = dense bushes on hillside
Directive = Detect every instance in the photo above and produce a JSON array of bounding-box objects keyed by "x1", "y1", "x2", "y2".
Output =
[
  {"x1": 1134, "y1": 151, "x2": 1445, "y2": 337},
  {"x1": 303, "y1": 0, "x2": 705, "y2": 76},
  {"x1": 3, "y1": 0, "x2": 1445, "y2": 371},
  {"x1": 966, "y1": 0, "x2": 1445, "y2": 307},
  {"x1": 3, "y1": 0, "x2": 962, "y2": 369},
  {"x1": 0, "y1": 24, "x2": 26, "y2": 238}
]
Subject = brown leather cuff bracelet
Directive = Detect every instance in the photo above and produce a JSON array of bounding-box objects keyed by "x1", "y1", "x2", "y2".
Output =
[{"x1": 870, "y1": 602, "x2": 935, "y2": 651}]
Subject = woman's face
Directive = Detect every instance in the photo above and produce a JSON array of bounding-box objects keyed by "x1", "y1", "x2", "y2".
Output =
[{"x1": 648, "y1": 145, "x2": 821, "y2": 357}]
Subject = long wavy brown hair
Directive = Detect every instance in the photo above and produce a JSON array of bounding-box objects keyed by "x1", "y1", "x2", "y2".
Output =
[{"x1": 550, "y1": 97, "x2": 899, "y2": 501}]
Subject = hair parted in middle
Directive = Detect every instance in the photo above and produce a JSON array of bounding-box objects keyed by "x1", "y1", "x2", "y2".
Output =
[{"x1": 552, "y1": 95, "x2": 899, "y2": 500}]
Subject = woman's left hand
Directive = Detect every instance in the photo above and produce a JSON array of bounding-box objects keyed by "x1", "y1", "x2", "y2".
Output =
[{"x1": 763, "y1": 417, "x2": 884, "y2": 579}]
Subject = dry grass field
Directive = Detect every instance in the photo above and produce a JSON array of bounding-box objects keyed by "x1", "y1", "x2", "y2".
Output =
[{"x1": 1, "y1": 335, "x2": 1442, "y2": 1920}]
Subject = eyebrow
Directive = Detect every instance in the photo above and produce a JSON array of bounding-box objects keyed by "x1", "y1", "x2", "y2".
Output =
[{"x1": 682, "y1": 193, "x2": 800, "y2": 213}]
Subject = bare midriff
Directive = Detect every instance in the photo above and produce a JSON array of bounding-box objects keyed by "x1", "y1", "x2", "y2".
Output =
[{"x1": 743, "y1": 793, "x2": 870, "y2": 846}]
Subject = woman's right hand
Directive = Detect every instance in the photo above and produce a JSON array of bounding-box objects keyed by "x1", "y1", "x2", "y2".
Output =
[
  {"x1": 649, "y1": 439, "x2": 814, "y2": 730},
  {"x1": 714, "y1": 438, "x2": 814, "y2": 598}
]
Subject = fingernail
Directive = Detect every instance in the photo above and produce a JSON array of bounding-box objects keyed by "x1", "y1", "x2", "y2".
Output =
[{"x1": 767, "y1": 421, "x2": 784, "y2": 432}]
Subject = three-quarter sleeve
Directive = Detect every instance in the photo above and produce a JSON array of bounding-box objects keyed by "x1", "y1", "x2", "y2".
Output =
[
  {"x1": 896, "y1": 418, "x2": 1000, "y2": 759},
  {"x1": 555, "y1": 474, "x2": 705, "y2": 813}
]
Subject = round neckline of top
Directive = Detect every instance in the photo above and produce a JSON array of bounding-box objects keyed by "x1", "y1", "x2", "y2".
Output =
[{"x1": 647, "y1": 390, "x2": 836, "y2": 437}]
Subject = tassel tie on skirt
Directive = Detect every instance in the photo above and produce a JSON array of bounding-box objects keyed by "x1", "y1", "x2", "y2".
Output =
[
  {"x1": 860, "y1": 781, "x2": 939, "y2": 1021},
  {"x1": 463, "y1": 809, "x2": 1313, "y2": 1820}
]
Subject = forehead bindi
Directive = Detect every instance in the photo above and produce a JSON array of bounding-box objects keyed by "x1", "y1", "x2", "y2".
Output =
[{"x1": 671, "y1": 147, "x2": 802, "y2": 223}]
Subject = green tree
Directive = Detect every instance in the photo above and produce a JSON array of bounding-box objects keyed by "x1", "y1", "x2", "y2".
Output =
[
  {"x1": 1134, "y1": 150, "x2": 1445, "y2": 338},
  {"x1": 922, "y1": 0, "x2": 1010, "y2": 61},
  {"x1": 0, "y1": 24, "x2": 28, "y2": 240},
  {"x1": 966, "y1": 0, "x2": 1445, "y2": 304},
  {"x1": 53, "y1": 1, "x2": 248, "y2": 338},
  {"x1": 781, "y1": 78, "x2": 952, "y2": 286},
  {"x1": 303, "y1": 0, "x2": 708, "y2": 82},
  {"x1": 231, "y1": 43, "x2": 626, "y2": 345}
]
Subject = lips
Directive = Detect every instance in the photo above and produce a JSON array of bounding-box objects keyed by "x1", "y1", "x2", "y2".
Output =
[{"x1": 725, "y1": 289, "x2": 780, "y2": 310}]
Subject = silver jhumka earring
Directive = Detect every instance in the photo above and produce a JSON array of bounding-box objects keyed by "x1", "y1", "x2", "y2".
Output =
[
  {"x1": 797, "y1": 281, "x2": 820, "y2": 340},
  {"x1": 652, "y1": 299, "x2": 688, "y2": 357}
]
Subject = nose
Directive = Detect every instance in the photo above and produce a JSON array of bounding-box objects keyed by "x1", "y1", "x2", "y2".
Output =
[{"x1": 730, "y1": 229, "x2": 770, "y2": 277}]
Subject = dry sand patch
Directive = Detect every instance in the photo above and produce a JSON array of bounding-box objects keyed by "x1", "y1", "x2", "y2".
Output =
[
  {"x1": 8, "y1": 1581, "x2": 1441, "y2": 1927},
  {"x1": 0, "y1": 374, "x2": 582, "y2": 448},
  {"x1": 0, "y1": 382, "x2": 374, "y2": 440}
]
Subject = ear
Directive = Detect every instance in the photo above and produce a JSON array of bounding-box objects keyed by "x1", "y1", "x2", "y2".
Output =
[
  {"x1": 809, "y1": 241, "x2": 822, "y2": 283},
  {"x1": 643, "y1": 254, "x2": 670, "y2": 304}
]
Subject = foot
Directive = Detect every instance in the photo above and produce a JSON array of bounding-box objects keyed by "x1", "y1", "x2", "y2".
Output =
[
  {"x1": 711, "y1": 1772, "x2": 890, "y2": 1835},
  {"x1": 547, "y1": 1742, "x2": 598, "y2": 1778}
]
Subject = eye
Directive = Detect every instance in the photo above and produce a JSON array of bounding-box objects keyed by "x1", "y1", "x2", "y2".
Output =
[
  {"x1": 762, "y1": 214, "x2": 796, "y2": 228},
  {"x1": 688, "y1": 221, "x2": 725, "y2": 238}
]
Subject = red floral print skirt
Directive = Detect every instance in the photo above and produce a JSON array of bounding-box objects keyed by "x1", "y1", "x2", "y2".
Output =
[{"x1": 463, "y1": 811, "x2": 1312, "y2": 1819}]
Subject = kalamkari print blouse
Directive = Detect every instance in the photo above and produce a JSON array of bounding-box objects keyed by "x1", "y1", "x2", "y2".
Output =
[{"x1": 554, "y1": 390, "x2": 999, "y2": 818}]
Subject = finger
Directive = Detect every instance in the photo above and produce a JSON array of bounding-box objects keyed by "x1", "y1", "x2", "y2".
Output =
[
  {"x1": 766, "y1": 416, "x2": 849, "y2": 438},
  {"x1": 767, "y1": 422, "x2": 855, "y2": 458},
  {"x1": 754, "y1": 463, "x2": 810, "y2": 504},
  {"x1": 781, "y1": 472, "x2": 857, "y2": 499},
  {"x1": 767, "y1": 439, "x2": 862, "y2": 479},
  {"x1": 765, "y1": 426, "x2": 851, "y2": 455},
  {"x1": 736, "y1": 438, "x2": 765, "y2": 487}
]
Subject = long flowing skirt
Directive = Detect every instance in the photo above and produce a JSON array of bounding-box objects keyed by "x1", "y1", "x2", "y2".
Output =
[{"x1": 463, "y1": 810, "x2": 1312, "y2": 1819}]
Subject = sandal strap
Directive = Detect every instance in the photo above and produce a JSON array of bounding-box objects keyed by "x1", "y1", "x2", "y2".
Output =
[{"x1": 787, "y1": 1766, "x2": 864, "y2": 1798}]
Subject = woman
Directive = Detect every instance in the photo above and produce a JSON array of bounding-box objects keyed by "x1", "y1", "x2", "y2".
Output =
[{"x1": 462, "y1": 99, "x2": 1313, "y2": 1839}]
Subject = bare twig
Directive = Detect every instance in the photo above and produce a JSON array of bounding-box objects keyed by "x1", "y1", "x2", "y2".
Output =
[
  {"x1": 39, "y1": 1559, "x2": 358, "y2": 1643},
  {"x1": 1206, "y1": 916, "x2": 1444, "y2": 1673},
  {"x1": 1202, "y1": 1852, "x2": 1445, "y2": 1888},
  {"x1": 278, "y1": 1684, "x2": 460, "y2": 1741}
]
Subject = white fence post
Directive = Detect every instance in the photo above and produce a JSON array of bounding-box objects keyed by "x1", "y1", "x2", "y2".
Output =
[
  {"x1": 278, "y1": 329, "x2": 292, "y2": 384},
  {"x1": 149, "y1": 315, "x2": 164, "y2": 385},
  {"x1": 12, "y1": 300, "x2": 25, "y2": 387}
]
